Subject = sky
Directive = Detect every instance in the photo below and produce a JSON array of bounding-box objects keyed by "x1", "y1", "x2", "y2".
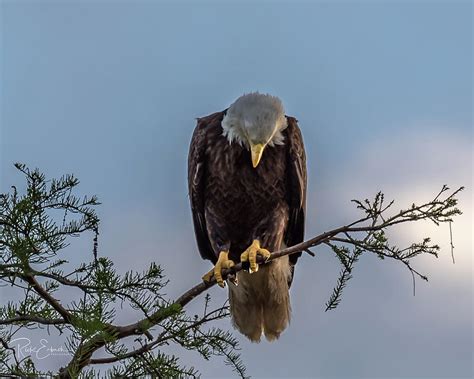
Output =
[{"x1": 0, "y1": 0, "x2": 472, "y2": 378}]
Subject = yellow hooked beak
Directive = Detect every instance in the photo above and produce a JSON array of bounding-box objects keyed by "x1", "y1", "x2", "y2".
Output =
[{"x1": 250, "y1": 143, "x2": 266, "y2": 168}]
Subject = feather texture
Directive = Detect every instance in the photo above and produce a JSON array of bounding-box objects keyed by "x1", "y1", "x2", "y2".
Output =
[{"x1": 188, "y1": 104, "x2": 307, "y2": 341}]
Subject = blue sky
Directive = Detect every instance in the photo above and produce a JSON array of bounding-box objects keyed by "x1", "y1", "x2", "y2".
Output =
[{"x1": 1, "y1": 1, "x2": 472, "y2": 378}]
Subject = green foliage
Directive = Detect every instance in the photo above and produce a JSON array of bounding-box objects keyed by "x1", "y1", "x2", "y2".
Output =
[
  {"x1": 104, "y1": 351, "x2": 201, "y2": 378},
  {"x1": 0, "y1": 164, "x2": 463, "y2": 378},
  {"x1": 324, "y1": 186, "x2": 463, "y2": 311},
  {"x1": 0, "y1": 164, "x2": 244, "y2": 378},
  {"x1": 325, "y1": 247, "x2": 362, "y2": 311},
  {"x1": 0, "y1": 163, "x2": 99, "y2": 266}
]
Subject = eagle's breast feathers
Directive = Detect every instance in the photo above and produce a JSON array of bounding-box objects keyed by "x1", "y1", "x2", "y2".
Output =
[{"x1": 187, "y1": 93, "x2": 307, "y2": 341}]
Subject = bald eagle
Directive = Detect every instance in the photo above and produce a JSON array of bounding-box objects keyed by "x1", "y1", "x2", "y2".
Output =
[{"x1": 188, "y1": 93, "x2": 307, "y2": 342}]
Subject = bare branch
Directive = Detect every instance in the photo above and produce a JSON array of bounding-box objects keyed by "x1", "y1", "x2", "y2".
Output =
[{"x1": 0, "y1": 315, "x2": 66, "y2": 326}]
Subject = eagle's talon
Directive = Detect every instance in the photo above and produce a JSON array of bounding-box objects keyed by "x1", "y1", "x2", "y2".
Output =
[
  {"x1": 202, "y1": 271, "x2": 214, "y2": 283},
  {"x1": 202, "y1": 251, "x2": 234, "y2": 288},
  {"x1": 240, "y1": 240, "x2": 271, "y2": 273}
]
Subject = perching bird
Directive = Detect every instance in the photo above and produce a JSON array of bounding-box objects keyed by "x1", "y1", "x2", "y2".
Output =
[{"x1": 188, "y1": 92, "x2": 307, "y2": 342}]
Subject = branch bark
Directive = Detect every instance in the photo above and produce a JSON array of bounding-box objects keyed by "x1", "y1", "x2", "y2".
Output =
[{"x1": 22, "y1": 272, "x2": 73, "y2": 324}]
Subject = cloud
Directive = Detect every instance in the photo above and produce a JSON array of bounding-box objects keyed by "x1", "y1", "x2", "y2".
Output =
[{"x1": 312, "y1": 123, "x2": 472, "y2": 276}]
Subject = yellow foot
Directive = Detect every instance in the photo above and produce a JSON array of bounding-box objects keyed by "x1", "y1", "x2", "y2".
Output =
[
  {"x1": 202, "y1": 251, "x2": 235, "y2": 288},
  {"x1": 240, "y1": 240, "x2": 271, "y2": 273}
]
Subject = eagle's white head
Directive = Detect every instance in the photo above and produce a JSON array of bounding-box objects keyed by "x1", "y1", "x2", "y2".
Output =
[{"x1": 221, "y1": 92, "x2": 288, "y2": 167}]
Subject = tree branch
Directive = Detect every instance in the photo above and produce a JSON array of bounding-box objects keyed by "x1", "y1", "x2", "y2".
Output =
[
  {"x1": 89, "y1": 307, "x2": 230, "y2": 365},
  {"x1": 21, "y1": 272, "x2": 73, "y2": 324},
  {"x1": 56, "y1": 185, "x2": 463, "y2": 377},
  {"x1": 0, "y1": 315, "x2": 66, "y2": 326},
  {"x1": 2, "y1": 167, "x2": 462, "y2": 378}
]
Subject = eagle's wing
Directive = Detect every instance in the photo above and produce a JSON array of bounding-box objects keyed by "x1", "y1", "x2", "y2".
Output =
[
  {"x1": 284, "y1": 117, "x2": 307, "y2": 266},
  {"x1": 188, "y1": 111, "x2": 226, "y2": 264}
]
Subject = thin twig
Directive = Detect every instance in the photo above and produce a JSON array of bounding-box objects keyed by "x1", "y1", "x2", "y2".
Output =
[
  {"x1": 89, "y1": 308, "x2": 229, "y2": 365},
  {"x1": 449, "y1": 221, "x2": 455, "y2": 264},
  {"x1": 0, "y1": 315, "x2": 66, "y2": 326}
]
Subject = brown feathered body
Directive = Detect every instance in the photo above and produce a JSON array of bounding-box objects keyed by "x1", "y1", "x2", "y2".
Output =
[{"x1": 188, "y1": 109, "x2": 306, "y2": 342}]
